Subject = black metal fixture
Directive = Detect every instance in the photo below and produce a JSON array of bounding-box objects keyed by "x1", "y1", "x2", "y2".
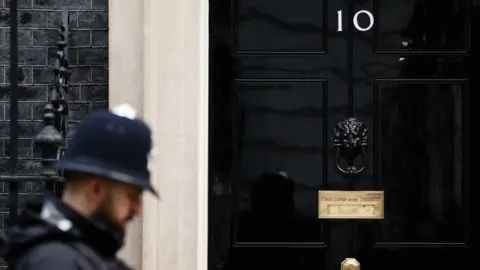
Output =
[
  {"x1": 1, "y1": 6, "x2": 70, "y2": 223},
  {"x1": 333, "y1": 117, "x2": 368, "y2": 176},
  {"x1": 34, "y1": 6, "x2": 71, "y2": 195}
]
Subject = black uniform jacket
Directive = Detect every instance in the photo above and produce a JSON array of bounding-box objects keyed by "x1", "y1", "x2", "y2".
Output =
[{"x1": 0, "y1": 196, "x2": 131, "y2": 270}]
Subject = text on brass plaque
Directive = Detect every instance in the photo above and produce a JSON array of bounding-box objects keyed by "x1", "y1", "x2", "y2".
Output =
[{"x1": 318, "y1": 190, "x2": 384, "y2": 219}]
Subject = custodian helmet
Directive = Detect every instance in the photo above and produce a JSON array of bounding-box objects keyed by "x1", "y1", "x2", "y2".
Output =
[{"x1": 56, "y1": 104, "x2": 158, "y2": 196}]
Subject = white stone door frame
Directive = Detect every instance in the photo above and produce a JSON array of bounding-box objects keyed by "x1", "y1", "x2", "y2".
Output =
[{"x1": 108, "y1": 0, "x2": 209, "y2": 270}]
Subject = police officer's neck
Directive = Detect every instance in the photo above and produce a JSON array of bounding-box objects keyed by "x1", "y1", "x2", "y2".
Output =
[{"x1": 62, "y1": 190, "x2": 95, "y2": 217}]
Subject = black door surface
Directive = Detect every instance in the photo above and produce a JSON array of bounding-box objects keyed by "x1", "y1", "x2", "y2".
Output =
[{"x1": 208, "y1": 0, "x2": 478, "y2": 269}]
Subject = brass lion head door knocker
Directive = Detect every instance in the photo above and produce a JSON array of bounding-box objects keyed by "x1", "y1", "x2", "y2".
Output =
[{"x1": 333, "y1": 117, "x2": 368, "y2": 176}]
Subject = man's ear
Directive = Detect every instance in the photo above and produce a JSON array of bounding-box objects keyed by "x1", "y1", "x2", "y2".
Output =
[
  {"x1": 92, "y1": 178, "x2": 101, "y2": 195},
  {"x1": 86, "y1": 177, "x2": 106, "y2": 202}
]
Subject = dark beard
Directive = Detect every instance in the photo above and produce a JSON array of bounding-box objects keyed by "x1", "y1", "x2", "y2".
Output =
[{"x1": 89, "y1": 206, "x2": 126, "y2": 248}]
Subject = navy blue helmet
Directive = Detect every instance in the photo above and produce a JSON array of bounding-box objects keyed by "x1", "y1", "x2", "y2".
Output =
[{"x1": 56, "y1": 104, "x2": 158, "y2": 196}]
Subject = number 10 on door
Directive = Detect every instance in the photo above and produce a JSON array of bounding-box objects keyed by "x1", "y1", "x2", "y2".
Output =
[{"x1": 337, "y1": 10, "x2": 375, "y2": 32}]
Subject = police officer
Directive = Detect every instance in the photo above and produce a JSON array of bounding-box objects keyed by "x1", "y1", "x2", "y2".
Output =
[{"x1": 0, "y1": 104, "x2": 157, "y2": 270}]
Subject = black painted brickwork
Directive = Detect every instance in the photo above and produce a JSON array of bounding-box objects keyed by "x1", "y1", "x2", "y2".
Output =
[{"x1": 0, "y1": 0, "x2": 108, "y2": 246}]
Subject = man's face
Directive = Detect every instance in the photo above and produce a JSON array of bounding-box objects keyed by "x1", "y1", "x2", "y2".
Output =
[{"x1": 95, "y1": 180, "x2": 143, "y2": 229}]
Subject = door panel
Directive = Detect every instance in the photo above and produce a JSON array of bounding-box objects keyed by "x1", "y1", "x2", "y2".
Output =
[
  {"x1": 209, "y1": 0, "x2": 477, "y2": 269},
  {"x1": 236, "y1": 81, "x2": 326, "y2": 244},
  {"x1": 373, "y1": 0, "x2": 467, "y2": 52},
  {"x1": 352, "y1": 0, "x2": 473, "y2": 268},
  {"x1": 230, "y1": 0, "x2": 352, "y2": 268},
  {"x1": 235, "y1": 0, "x2": 327, "y2": 53}
]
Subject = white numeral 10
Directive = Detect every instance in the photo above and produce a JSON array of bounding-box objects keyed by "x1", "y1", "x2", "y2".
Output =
[{"x1": 337, "y1": 9, "x2": 375, "y2": 32}]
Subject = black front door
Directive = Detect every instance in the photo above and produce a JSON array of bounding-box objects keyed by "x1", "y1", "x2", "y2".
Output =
[{"x1": 208, "y1": 0, "x2": 478, "y2": 269}]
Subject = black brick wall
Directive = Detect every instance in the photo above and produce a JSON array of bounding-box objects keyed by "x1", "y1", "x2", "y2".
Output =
[{"x1": 0, "y1": 0, "x2": 108, "y2": 250}]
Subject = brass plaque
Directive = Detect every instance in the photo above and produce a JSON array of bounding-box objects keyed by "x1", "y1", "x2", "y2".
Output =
[
  {"x1": 341, "y1": 258, "x2": 360, "y2": 270},
  {"x1": 318, "y1": 190, "x2": 384, "y2": 219}
]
